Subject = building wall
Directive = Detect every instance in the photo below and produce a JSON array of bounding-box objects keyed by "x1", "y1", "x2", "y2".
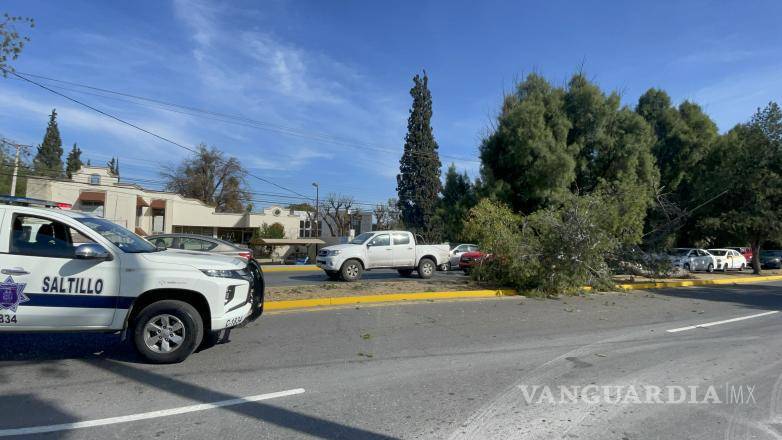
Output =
[{"x1": 25, "y1": 166, "x2": 373, "y2": 255}]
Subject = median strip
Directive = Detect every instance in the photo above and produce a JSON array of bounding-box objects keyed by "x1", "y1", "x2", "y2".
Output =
[
  {"x1": 263, "y1": 274, "x2": 782, "y2": 312},
  {"x1": 264, "y1": 289, "x2": 518, "y2": 311}
]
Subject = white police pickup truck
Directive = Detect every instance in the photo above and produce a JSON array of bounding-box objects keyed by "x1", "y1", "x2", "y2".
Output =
[
  {"x1": 0, "y1": 200, "x2": 263, "y2": 363},
  {"x1": 316, "y1": 230, "x2": 450, "y2": 281}
]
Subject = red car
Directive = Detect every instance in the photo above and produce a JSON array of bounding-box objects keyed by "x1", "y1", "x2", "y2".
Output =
[
  {"x1": 459, "y1": 251, "x2": 488, "y2": 274},
  {"x1": 726, "y1": 247, "x2": 753, "y2": 265}
]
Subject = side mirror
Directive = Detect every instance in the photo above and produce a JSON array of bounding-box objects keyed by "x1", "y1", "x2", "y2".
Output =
[{"x1": 75, "y1": 243, "x2": 111, "y2": 260}]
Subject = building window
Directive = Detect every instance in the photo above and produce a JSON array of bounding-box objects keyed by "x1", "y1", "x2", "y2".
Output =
[
  {"x1": 89, "y1": 174, "x2": 101, "y2": 185},
  {"x1": 79, "y1": 200, "x2": 104, "y2": 218},
  {"x1": 151, "y1": 208, "x2": 165, "y2": 233},
  {"x1": 350, "y1": 216, "x2": 362, "y2": 234},
  {"x1": 298, "y1": 219, "x2": 321, "y2": 238}
]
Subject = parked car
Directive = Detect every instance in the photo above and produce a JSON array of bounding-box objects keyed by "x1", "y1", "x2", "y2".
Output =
[
  {"x1": 147, "y1": 233, "x2": 254, "y2": 260},
  {"x1": 725, "y1": 246, "x2": 753, "y2": 265},
  {"x1": 668, "y1": 248, "x2": 717, "y2": 272},
  {"x1": 459, "y1": 251, "x2": 487, "y2": 274},
  {"x1": 760, "y1": 250, "x2": 782, "y2": 269},
  {"x1": 707, "y1": 248, "x2": 747, "y2": 271},
  {"x1": 449, "y1": 243, "x2": 479, "y2": 268},
  {"x1": 316, "y1": 231, "x2": 450, "y2": 281}
]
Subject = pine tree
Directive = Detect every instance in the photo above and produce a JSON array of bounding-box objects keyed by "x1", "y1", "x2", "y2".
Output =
[
  {"x1": 106, "y1": 157, "x2": 119, "y2": 177},
  {"x1": 437, "y1": 164, "x2": 477, "y2": 242},
  {"x1": 65, "y1": 143, "x2": 82, "y2": 179},
  {"x1": 396, "y1": 72, "x2": 442, "y2": 242},
  {"x1": 33, "y1": 109, "x2": 64, "y2": 178}
]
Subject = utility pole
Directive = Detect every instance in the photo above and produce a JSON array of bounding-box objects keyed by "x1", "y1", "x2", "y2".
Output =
[
  {"x1": 312, "y1": 182, "x2": 319, "y2": 256},
  {"x1": 2, "y1": 139, "x2": 30, "y2": 196}
]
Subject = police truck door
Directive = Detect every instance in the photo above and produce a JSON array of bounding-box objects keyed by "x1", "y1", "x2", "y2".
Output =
[{"x1": 0, "y1": 211, "x2": 120, "y2": 329}]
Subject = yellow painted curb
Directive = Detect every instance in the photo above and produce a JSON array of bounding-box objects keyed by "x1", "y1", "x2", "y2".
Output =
[
  {"x1": 264, "y1": 289, "x2": 518, "y2": 311},
  {"x1": 614, "y1": 274, "x2": 782, "y2": 290},
  {"x1": 262, "y1": 265, "x2": 320, "y2": 273},
  {"x1": 262, "y1": 274, "x2": 782, "y2": 312}
]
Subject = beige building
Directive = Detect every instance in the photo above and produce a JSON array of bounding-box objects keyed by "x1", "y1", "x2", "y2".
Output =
[{"x1": 26, "y1": 166, "x2": 371, "y2": 261}]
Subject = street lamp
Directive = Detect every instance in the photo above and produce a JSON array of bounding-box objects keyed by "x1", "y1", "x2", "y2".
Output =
[{"x1": 312, "y1": 182, "x2": 319, "y2": 256}]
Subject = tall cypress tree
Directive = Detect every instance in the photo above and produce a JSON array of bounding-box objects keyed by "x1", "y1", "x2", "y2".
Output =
[
  {"x1": 396, "y1": 72, "x2": 442, "y2": 241},
  {"x1": 65, "y1": 143, "x2": 83, "y2": 179},
  {"x1": 33, "y1": 109, "x2": 64, "y2": 178}
]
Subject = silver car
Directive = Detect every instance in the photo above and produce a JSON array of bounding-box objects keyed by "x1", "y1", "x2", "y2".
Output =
[
  {"x1": 146, "y1": 233, "x2": 254, "y2": 260},
  {"x1": 668, "y1": 248, "x2": 716, "y2": 272}
]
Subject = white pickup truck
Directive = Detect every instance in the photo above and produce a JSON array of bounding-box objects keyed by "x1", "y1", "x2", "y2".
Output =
[
  {"x1": 0, "y1": 200, "x2": 263, "y2": 364},
  {"x1": 316, "y1": 230, "x2": 450, "y2": 281}
]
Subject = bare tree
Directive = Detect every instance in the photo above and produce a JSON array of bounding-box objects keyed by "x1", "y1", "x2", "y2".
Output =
[
  {"x1": 161, "y1": 144, "x2": 249, "y2": 213},
  {"x1": 321, "y1": 193, "x2": 363, "y2": 237},
  {"x1": 373, "y1": 197, "x2": 401, "y2": 230}
]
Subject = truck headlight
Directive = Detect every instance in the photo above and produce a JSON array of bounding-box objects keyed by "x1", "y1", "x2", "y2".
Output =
[{"x1": 201, "y1": 269, "x2": 245, "y2": 279}]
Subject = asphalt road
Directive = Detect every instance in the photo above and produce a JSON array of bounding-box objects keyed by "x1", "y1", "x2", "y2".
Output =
[
  {"x1": 2, "y1": 282, "x2": 782, "y2": 439},
  {"x1": 263, "y1": 267, "x2": 464, "y2": 287}
]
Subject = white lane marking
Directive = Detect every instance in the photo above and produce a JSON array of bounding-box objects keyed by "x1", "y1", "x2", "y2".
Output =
[
  {"x1": 0, "y1": 388, "x2": 305, "y2": 437},
  {"x1": 667, "y1": 310, "x2": 779, "y2": 333}
]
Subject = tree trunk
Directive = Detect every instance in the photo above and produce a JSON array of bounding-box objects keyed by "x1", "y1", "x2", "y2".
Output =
[{"x1": 751, "y1": 240, "x2": 762, "y2": 275}]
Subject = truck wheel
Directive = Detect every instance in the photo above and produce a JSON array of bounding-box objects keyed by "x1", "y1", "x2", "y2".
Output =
[
  {"x1": 683, "y1": 263, "x2": 691, "y2": 272},
  {"x1": 340, "y1": 259, "x2": 363, "y2": 282},
  {"x1": 418, "y1": 258, "x2": 435, "y2": 279},
  {"x1": 398, "y1": 269, "x2": 414, "y2": 277},
  {"x1": 326, "y1": 271, "x2": 341, "y2": 281},
  {"x1": 707, "y1": 263, "x2": 714, "y2": 273},
  {"x1": 133, "y1": 300, "x2": 203, "y2": 364}
]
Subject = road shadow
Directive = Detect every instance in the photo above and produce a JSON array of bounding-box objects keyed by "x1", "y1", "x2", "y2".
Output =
[
  {"x1": 644, "y1": 282, "x2": 782, "y2": 311},
  {"x1": 83, "y1": 359, "x2": 398, "y2": 439},
  {"x1": 0, "y1": 394, "x2": 79, "y2": 437},
  {"x1": 0, "y1": 332, "x2": 142, "y2": 364}
]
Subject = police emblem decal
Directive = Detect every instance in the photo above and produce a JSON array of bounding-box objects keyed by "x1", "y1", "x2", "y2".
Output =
[{"x1": 0, "y1": 276, "x2": 29, "y2": 312}]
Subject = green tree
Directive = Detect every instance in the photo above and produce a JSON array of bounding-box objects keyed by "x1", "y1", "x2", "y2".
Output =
[
  {"x1": 636, "y1": 89, "x2": 718, "y2": 246},
  {"x1": 0, "y1": 13, "x2": 34, "y2": 75},
  {"x1": 161, "y1": 144, "x2": 250, "y2": 213},
  {"x1": 65, "y1": 143, "x2": 82, "y2": 179},
  {"x1": 480, "y1": 74, "x2": 573, "y2": 213},
  {"x1": 106, "y1": 156, "x2": 119, "y2": 177},
  {"x1": 481, "y1": 73, "x2": 657, "y2": 245},
  {"x1": 257, "y1": 222, "x2": 286, "y2": 239},
  {"x1": 287, "y1": 202, "x2": 314, "y2": 211},
  {"x1": 695, "y1": 102, "x2": 782, "y2": 273},
  {"x1": 397, "y1": 71, "x2": 442, "y2": 242},
  {"x1": 437, "y1": 163, "x2": 477, "y2": 242},
  {"x1": 32, "y1": 109, "x2": 64, "y2": 178}
]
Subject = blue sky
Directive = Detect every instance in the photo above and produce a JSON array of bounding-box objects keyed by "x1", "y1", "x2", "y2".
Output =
[{"x1": 1, "y1": 0, "x2": 780, "y2": 209}]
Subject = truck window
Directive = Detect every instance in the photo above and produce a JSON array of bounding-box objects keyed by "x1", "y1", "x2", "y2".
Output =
[
  {"x1": 11, "y1": 215, "x2": 95, "y2": 259},
  {"x1": 368, "y1": 234, "x2": 390, "y2": 246},
  {"x1": 392, "y1": 233, "x2": 410, "y2": 245}
]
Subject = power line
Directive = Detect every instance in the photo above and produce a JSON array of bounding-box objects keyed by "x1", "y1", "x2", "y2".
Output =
[
  {"x1": 3, "y1": 68, "x2": 310, "y2": 198},
  {"x1": 13, "y1": 71, "x2": 480, "y2": 164},
  {"x1": 4, "y1": 165, "x2": 382, "y2": 208}
]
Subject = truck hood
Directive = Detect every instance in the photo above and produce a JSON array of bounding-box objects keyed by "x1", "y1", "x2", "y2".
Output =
[
  {"x1": 322, "y1": 243, "x2": 361, "y2": 253},
  {"x1": 141, "y1": 249, "x2": 245, "y2": 270}
]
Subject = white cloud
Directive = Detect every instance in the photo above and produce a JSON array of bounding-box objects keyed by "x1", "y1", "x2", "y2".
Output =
[
  {"x1": 685, "y1": 65, "x2": 782, "y2": 131},
  {"x1": 246, "y1": 146, "x2": 334, "y2": 171}
]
